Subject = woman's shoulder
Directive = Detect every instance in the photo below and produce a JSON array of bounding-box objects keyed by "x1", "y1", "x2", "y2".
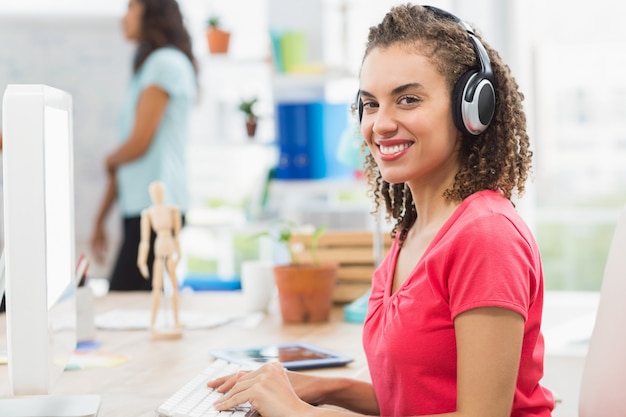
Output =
[
  {"x1": 144, "y1": 47, "x2": 193, "y2": 70},
  {"x1": 150, "y1": 47, "x2": 187, "y2": 59},
  {"x1": 139, "y1": 47, "x2": 196, "y2": 90},
  {"x1": 461, "y1": 190, "x2": 518, "y2": 218},
  {"x1": 453, "y1": 190, "x2": 534, "y2": 244}
]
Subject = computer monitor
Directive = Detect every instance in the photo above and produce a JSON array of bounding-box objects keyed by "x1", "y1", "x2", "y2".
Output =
[{"x1": 1, "y1": 84, "x2": 100, "y2": 416}]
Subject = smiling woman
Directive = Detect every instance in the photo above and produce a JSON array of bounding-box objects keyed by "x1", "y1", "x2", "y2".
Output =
[{"x1": 203, "y1": 5, "x2": 554, "y2": 417}]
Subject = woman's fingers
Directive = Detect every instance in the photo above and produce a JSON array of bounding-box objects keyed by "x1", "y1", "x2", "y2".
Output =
[
  {"x1": 213, "y1": 370, "x2": 258, "y2": 410},
  {"x1": 207, "y1": 370, "x2": 249, "y2": 393},
  {"x1": 213, "y1": 362, "x2": 309, "y2": 417}
]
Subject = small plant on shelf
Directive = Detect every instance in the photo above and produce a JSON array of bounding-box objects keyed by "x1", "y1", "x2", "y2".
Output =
[
  {"x1": 205, "y1": 15, "x2": 230, "y2": 54},
  {"x1": 239, "y1": 97, "x2": 258, "y2": 139},
  {"x1": 273, "y1": 221, "x2": 326, "y2": 266},
  {"x1": 206, "y1": 16, "x2": 221, "y2": 29}
]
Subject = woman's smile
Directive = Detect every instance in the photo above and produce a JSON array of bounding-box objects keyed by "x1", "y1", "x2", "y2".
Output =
[{"x1": 377, "y1": 140, "x2": 414, "y2": 161}]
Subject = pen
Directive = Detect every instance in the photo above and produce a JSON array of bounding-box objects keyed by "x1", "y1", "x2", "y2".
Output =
[{"x1": 76, "y1": 253, "x2": 89, "y2": 287}]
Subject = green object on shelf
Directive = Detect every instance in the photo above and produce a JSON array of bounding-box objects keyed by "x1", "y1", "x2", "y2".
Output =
[
  {"x1": 343, "y1": 289, "x2": 370, "y2": 323},
  {"x1": 279, "y1": 31, "x2": 307, "y2": 73},
  {"x1": 186, "y1": 256, "x2": 217, "y2": 274}
]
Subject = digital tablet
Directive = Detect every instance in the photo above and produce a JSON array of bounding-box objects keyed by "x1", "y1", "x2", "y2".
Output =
[{"x1": 209, "y1": 342, "x2": 354, "y2": 370}]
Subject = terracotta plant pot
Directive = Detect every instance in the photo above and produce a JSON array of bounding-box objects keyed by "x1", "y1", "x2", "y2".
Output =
[
  {"x1": 273, "y1": 263, "x2": 338, "y2": 323},
  {"x1": 245, "y1": 117, "x2": 258, "y2": 139},
  {"x1": 206, "y1": 28, "x2": 231, "y2": 54}
]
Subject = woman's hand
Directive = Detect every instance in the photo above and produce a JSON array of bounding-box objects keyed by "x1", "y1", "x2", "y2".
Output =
[
  {"x1": 90, "y1": 169, "x2": 117, "y2": 265},
  {"x1": 209, "y1": 365, "x2": 327, "y2": 406},
  {"x1": 210, "y1": 362, "x2": 313, "y2": 417},
  {"x1": 90, "y1": 221, "x2": 108, "y2": 265},
  {"x1": 105, "y1": 154, "x2": 117, "y2": 176}
]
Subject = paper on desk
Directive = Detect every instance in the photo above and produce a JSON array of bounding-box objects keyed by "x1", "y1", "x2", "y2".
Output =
[
  {"x1": 65, "y1": 351, "x2": 129, "y2": 371},
  {"x1": 94, "y1": 309, "x2": 249, "y2": 330},
  {"x1": 0, "y1": 347, "x2": 129, "y2": 371},
  {"x1": 94, "y1": 309, "x2": 235, "y2": 330}
]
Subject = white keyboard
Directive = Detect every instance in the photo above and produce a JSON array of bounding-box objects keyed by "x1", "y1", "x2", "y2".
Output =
[{"x1": 155, "y1": 358, "x2": 259, "y2": 417}]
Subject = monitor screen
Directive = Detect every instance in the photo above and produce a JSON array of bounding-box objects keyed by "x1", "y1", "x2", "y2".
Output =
[
  {"x1": 44, "y1": 106, "x2": 73, "y2": 309},
  {"x1": 2, "y1": 84, "x2": 76, "y2": 395}
]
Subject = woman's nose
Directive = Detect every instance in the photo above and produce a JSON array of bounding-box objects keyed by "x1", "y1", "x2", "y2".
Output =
[{"x1": 372, "y1": 106, "x2": 398, "y2": 137}]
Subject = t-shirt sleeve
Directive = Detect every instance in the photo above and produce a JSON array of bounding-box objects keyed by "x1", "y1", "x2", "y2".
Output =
[
  {"x1": 446, "y1": 213, "x2": 539, "y2": 321},
  {"x1": 139, "y1": 49, "x2": 192, "y2": 96}
]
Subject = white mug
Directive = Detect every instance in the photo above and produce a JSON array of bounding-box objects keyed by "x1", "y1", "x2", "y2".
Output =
[{"x1": 240, "y1": 260, "x2": 275, "y2": 313}]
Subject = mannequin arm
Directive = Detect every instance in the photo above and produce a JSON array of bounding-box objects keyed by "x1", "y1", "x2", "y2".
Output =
[
  {"x1": 137, "y1": 210, "x2": 151, "y2": 278},
  {"x1": 172, "y1": 207, "x2": 182, "y2": 264}
]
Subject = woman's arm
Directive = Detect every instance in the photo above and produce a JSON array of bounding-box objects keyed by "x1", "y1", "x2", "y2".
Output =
[
  {"x1": 209, "y1": 367, "x2": 379, "y2": 417},
  {"x1": 453, "y1": 306, "x2": 524, "y2": 417},
  {"x1": 90, "y1": 85, "x2": 168, "y2": 264},
  {"x1": 105, "y1": 85, "x2": 169, "y2": 171},
  {"x1": 290, "y1": 372, "x2": 379, "y2": 415},
  {"x1": 90, "y1": 171, "x2": 118, "y2": 264},
  {"x1": 211, "y1": 306, "x2": 524, "y2": 417},
  {"x1": 211, "y1": 363, "x2": 376, "y2": 417}
]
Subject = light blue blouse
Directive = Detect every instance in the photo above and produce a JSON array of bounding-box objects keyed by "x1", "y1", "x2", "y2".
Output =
[{"x1": 116, "y1": 47, "x2": 196, "y2": 217}]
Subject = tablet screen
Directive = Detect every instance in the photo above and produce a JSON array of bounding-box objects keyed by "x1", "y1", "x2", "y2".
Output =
[{"x1": 209, "y1": 342, "x2": 353, "y2": 370}]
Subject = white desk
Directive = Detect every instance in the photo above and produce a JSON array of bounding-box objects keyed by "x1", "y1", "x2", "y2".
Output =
[
  {"x1": 541, "y1": 291, "x2": 600, "y2": 417},
  {"x1": 0, "y1": 291, "x2": 367, "y2": 417}
]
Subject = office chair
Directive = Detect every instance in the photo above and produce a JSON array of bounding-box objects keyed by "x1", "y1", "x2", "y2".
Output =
[{"x1": 578, "y1": 204, "x2": 626, "y2": 417}]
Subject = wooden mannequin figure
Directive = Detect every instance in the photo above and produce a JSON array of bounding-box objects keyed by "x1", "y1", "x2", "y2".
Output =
[{"x1": 137, "y1": 181, "x2": 184, "y2": 339}]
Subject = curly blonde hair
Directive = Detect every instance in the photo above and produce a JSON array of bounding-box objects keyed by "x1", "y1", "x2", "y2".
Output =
[{"x1": 361, "y1": 4, "x2": 532, "y2": 241}]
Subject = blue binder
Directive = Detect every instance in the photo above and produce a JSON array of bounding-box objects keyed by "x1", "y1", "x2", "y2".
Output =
[
  {"x1": 307, "y1": 101, "x2": 352, "y2": 179},
  {"x1": 275, "y1": 102, "x2": 310, "y2": 179}
]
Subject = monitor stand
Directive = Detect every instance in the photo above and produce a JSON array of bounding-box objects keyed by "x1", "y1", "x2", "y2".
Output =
[
  {"x1": 0, "y1": 252, "x2": 100, "y2": 416},
  {"x1": 0, "y1": 394, "x2": 101, "y2": 417}
]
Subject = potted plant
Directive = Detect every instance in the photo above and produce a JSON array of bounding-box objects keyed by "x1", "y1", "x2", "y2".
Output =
[
  {"x1": 206, "y1": 15, "x2": 230, "y2": 54},
  {"x1": 239, "y1": 97, "x2": 258, "y2": 139},
  {"x1": 267, "y1": 222, "x2": 338, "y2": 323}
]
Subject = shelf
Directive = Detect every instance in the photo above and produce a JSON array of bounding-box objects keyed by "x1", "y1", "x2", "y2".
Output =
[
  {"x1": 272, "y1": 74, "x2": 357, "y2": 103},
  {"x1": 198, "y1": 54, "x2": 271, "y2": 69},
  {"x1": 269, "y1": 176, "x2": 366, "y2": 194}
]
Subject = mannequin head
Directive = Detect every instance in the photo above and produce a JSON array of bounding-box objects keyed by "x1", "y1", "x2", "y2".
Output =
[{"x1": 149, "y1": 181, "x2": 165, "y2": 205}]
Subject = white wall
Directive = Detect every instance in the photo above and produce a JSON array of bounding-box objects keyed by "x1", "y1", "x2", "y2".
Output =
[{"x1": 0, "y1": 0, "x2": 126, "y2": 15}]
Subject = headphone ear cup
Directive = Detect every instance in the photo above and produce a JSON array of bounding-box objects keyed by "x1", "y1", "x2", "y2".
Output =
[
  {"x1": 451, "y1": 70, "x2": 495, "y2": 136},
  {"x1": 451, "y1": 70, "x2": 476, "y2": 136},
  {"x1": 358, "y1": 99, "x2": 363, "y2": 122}
]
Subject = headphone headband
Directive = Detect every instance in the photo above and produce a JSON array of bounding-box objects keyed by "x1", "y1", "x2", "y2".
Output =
[
  {"x1": 423, "y1": 5, "x2": 495, "y2": 135},
  {"x1": 422, "y1": 6, "x2": 493, "y2": 81}
]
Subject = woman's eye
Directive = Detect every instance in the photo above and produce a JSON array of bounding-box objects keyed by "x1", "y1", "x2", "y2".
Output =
[
  {"x1": 362, "y1": 101, "x2": 378, "y2": 110},
  {"x1": 399, "y1": 96, "x2": 421, "y2": 105}
]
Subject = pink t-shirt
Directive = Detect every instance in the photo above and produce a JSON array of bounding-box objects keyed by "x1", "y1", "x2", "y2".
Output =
[{"x1": 362, "y1": 190, "x2": 554, "y2": 416}]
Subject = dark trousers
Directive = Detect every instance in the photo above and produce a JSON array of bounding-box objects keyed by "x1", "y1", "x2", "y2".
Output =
[{"x1": 108, "y1": 215, "x2": 185, "y2": 291}]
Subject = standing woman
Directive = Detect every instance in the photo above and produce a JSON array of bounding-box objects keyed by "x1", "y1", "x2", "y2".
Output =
[
  {"x1": 208, "y1": 4, "x2": 554, "y2": 417},
  {"x1": 90, "y1": 0, "x2": 197, "y2": 291}
]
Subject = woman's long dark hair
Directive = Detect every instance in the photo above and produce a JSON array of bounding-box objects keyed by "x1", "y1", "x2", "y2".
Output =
[{"x1": 133, "y1": 0, "x2": 197, "y2": 76}]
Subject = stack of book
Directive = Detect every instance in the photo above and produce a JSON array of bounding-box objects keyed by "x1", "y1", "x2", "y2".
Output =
[{"x1": 274, "y1": 101, "x2": 354, "y2": 180}]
